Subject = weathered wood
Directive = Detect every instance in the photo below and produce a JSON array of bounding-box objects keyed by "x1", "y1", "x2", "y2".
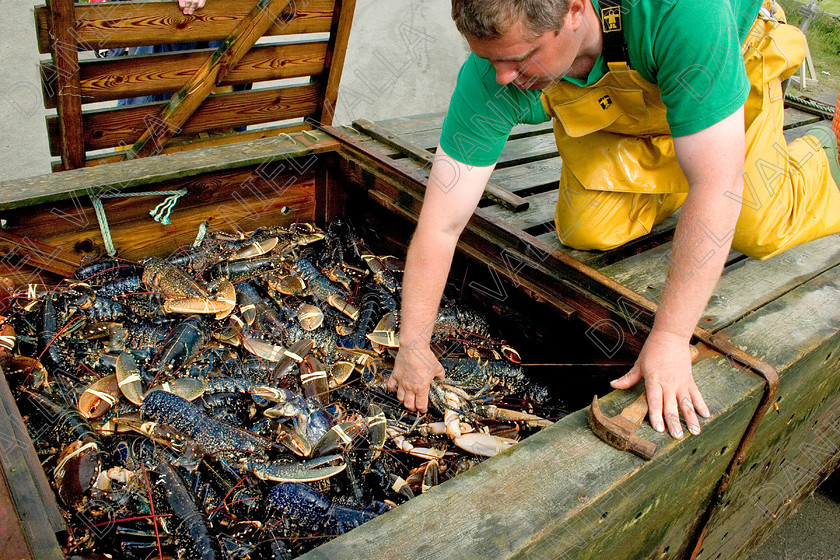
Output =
[
  {"x1": 47, "y1": 0, "x2": 85, "y2": 170},
  {"x1": 481, "y1": 189, "x2": 557, "y2": 230},
  {"x1": 600, "y1": 233, "x2": 840, "y2": 332},
  {"x1": 698, "y1": 264, "x2": 840, "y2": 559},
  {"x1": 302, "y1": 353, "x2": 762, "y2": 559},
  {"x1": 126, "y1": 0, "x2": 295, "y2": 159},
  {"x1": 488, "y1": 157, "x2": 562, "y2": 194},
  {"x1": 353, "y1": 119, "x2": 530, "y2": 211},
  {"x1": 782, "y1": 106, "x2": 823, "y2": 130},
  {"x1": 34, "y1": 0, "x2": 337, "y2": 54},
  {"x1": 7, "y1": 167, "x2": 317, "y2": 242},
  {"x1": 0, "y1": 374, "x2": 65, "y2": 560},
  {"x1": 46, "y1": 84, "x2": 321, "y2": 155},
  {"x1": 0, "y1": 131, "x2": 336, "y2": 211},
  {"x1": 0, "y1": 369, "x2": 65, "y2": 536},
  {"x1": 316, "y1": 0, "x2": 355, "y2": 125},
  {"x1": 36, "y1": 180, "x2": 315, "y2": 262},
  {"x1": 41, "y1": 41, "x2": 328, "y2": 108},
  {"x1": 0, "y1": 231, "x2": 81, "y2": 278}
]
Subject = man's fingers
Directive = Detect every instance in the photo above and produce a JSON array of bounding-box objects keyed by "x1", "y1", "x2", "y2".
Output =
[
  {"x1": 646, "y1": 383, "x2": 665, "y2": 433},
  {"x1": 415, "y1": 391, "x2": 429, "y2": 414},
  {"x1": 610, "y1": 365, "x2": 642, "y2": 389},
  {"x1": 690, "y1": 385, "x2": 710, "y2": 418},
  {"x1": 662, "y1": 390, "x2": 682, "y2": 438},
  {"x1": 680, "y1": 394, "x2": 701, "y2": 435},
  {"x1": 403, "y1": 390, "x2": 416, "y2": 412}
]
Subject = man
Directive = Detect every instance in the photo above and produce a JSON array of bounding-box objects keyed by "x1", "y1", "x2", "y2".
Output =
[{"x1": 386, "y1": 0, "x2": 840, "y2": 440}]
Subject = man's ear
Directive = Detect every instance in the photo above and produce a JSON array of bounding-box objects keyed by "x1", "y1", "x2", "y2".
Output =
[{"x1": 563, "y1": 0, "x2": 588, "y2": 32}]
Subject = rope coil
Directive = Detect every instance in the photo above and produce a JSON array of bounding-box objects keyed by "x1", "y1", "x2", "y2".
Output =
[{"x1": 90, "y1": 190, "x2": 188, "y2": 256}]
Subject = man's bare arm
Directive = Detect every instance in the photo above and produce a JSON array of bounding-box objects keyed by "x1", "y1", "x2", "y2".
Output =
[
  {"x1": 611, "y1": 107, "x2": 745, "y2": 438},
  {"x1": 386, "y1": 146, "x2": 496, "y2": 412}
]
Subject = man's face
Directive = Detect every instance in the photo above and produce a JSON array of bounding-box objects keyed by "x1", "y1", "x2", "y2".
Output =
[{"x1": 465, "y1": 1, "x2": 595, "y2": 90}]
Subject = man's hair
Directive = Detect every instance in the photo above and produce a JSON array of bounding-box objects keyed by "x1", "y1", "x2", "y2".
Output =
[{"x1": 451, "y1": 0, "x2": 570, "y2": 39}]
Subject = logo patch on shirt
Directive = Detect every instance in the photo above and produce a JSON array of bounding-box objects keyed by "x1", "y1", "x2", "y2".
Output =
[
  {"x1": 598, "y1": 95, "x2": 613, "y2": 110},
  {"x1": 601, "y1": 7, "x2": 621, "y2": 32}
]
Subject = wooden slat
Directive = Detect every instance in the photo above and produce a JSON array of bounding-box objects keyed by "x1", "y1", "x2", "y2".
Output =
[
  {"x1": 601, "y1": 233, "x2": 840, "y2": 332},
  {"x1": 47, "y1": 0, "x2": 85, "y2": 170},
  {"x1": 0, "y1": 375, "x2": 65, "y2": 560},
  {"x1": 0, "y1": 131, "x2": 337, "y2": 211},
  {"x1": 482, "y1": 190, "x2": 557, "y2": 230},
  {"x1": 126, "y1": 0, "x2": 295, "y2": 159},
  {"x1": 316, "y1": 0, "x2": 355, "y2": 125},
  {"x1": 9, "y1": 167, "x2": 317, "y2": 240},
  {"x1": 38, "y1": 181, "x2": 316, "y2": 262},
  {"x1": 352, "y1": 119, "x2": 530, "y2": 211},
  {"x1": 47, "y1": 84, "x2": 321, "y2": 155},
  {"x1": 0, "y1": 229, "x2": 80, "y2": 278},
  {"x1": 34, "y1": 0, "x2": 337, "y2": 54},
  {"x1": 488, "y1": 157, "x2": 562, "y2": 194},
  {"x1": 52, "y1": 122, "x2": 313, "y2": 171},
  {"x1": 698, "y1": 266, "x2": 840, "y2": 559},
  {"x1": 42, "y1": 41, "x2": 328, "y2": 108}
]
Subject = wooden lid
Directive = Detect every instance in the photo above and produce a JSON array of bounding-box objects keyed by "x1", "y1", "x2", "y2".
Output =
[{"x1": 37, "y1": 0, "x2": 355, "y2": 171}]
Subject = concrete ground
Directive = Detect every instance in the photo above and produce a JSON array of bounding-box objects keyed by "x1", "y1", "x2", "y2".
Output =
[{"x1": 0, "y1": 1, "x2": 839, "y2": 558}]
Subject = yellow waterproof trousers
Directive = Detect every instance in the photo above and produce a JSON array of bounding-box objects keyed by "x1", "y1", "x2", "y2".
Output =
[{"x1": 543, "y1": 5, "x2": 840, "y2": 259}]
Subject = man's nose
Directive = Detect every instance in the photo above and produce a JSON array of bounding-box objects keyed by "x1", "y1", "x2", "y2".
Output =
[{"x1": 494, "y1": 65, "x2": 519, "y2": 86}]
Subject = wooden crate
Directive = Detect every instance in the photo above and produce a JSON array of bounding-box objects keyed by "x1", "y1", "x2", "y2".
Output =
[
  {"x1": 36, "y1": 0, "x2": 355, "y2": 171},
  {"x1": 0, "y1": 105, "x2": 837, "y2": 559}
]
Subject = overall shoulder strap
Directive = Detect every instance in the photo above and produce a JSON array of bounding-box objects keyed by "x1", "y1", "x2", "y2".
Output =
[{"x1": 596, "y1": 0, "x2": 630, "y2": 64}]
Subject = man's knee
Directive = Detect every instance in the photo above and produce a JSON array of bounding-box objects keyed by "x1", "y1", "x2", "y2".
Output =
[{"x1": 555, "y1": 213, "x2": 625, "y2": 251}]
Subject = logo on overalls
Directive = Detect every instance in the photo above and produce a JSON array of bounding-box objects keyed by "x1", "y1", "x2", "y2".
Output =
[
  {"x1": 601, "y1": 7, "x2": 621, "y2": 32},
  {"x1": 598, "y1": 95, "x2": 612, "y2": 110}
]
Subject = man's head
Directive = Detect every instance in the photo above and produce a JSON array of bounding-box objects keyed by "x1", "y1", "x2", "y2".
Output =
[
  {"x1": 451, "y1": 0, "x2": 570, "y2": 40},
  {"x1": 452, "y1": 0, "x2": 597, "y2": 90}
]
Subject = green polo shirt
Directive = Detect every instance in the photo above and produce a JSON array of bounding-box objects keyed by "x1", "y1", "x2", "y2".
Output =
[{"x1": 440, "y1": 0, "x2": 763, "y2": 166}]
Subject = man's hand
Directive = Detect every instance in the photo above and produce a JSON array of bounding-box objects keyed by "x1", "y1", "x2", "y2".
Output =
[
  {"x1": 610, "y1": 330, "x2": 709, "y2": 439},
  {"x1": 387, "y1": 345, "x2": 445, "y2": 414},
  {"x1": 178, "y1": 0, "x2": 206, "y2": 15}
]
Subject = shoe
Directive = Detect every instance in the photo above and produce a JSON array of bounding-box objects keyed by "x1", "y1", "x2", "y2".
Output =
[{"x1": 805, "y1": 125, "x2": 840, "y2": 191}]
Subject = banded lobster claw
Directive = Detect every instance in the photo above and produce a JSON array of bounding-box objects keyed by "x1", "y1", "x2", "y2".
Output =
[{"x1": 241, "y1": 454, "x2": 346, "y2": 482}]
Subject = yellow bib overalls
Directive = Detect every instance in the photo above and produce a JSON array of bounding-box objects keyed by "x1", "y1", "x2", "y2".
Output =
[{"x1": 542, "y1": 1, "x2": 840, "y2": 259}]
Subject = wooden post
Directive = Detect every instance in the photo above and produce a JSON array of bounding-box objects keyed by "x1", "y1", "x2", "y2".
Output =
[
  {"x1": 317, "y1": 0, "x2": 357, "y2": 126},
  {"x1": 125, "y1": 0, "x2": 294, "y2": 160},
  {"x1": 47, "y1": 0, "x2": 85, "y2": 170},
  {"x1": 796, "y1": 0, "x2": 820, "y2": 92}
]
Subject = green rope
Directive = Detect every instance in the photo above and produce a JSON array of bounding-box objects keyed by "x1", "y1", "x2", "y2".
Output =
[{"x1": 89, "y1": 190, "x2": 188, "y2": 256}]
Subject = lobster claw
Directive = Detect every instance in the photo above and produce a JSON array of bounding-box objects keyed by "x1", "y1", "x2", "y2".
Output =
[
  {"x1": 232, "y1": 236, "x2": 278, "y2": 260},
  {"x1": 249, "y1": 454, "x2": 346, "y2": 482},
  {"x1": 452, "y1": 433, "x2": 517, "y2": 457},
  {"x1": 78, "y1": 374, "x2": 121, "y2": 419}
]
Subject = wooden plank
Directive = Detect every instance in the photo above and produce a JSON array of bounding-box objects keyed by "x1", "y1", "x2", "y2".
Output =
[
  {"x1": 34, "y1": 0, "x2": 338, "y2": 54},
  {"x1": 352, "y1": 119, "x2": 530, "y2": 211},
  {"x1": 488, "y1": 157, "x2": 562, "y2": 194},
  {"x1": 317, "y1": 0, "x2": 355, "y2": 125},
  {"x1": 481, "y1": 189, "x2": 557, "y2": 230},
  {"x1": 47, "y1": 0, "x2": 85, "y2": 170},
  {"x1": 0, "y1": 231, "x2": 80, "y2": 278},
  {"x1": 0, "y1": 375, "x2": 65, "y2": 560},
  {"x1": 0, "y1": 131, "x2": 337, "y2": 211},
  {"x1": 301, "y1": 352, "x2": 762, "y2": 559},
  {"x1": 0, "y1": 369, "x2": 65, "y2": 536},
  {"x1": 782, "y1": 106, "x2": 822, "y2": 130},
  {"x1": 697, "y1": 265, "x2": 840, "y2": 559},
  {"x1": 600, "y1": 233, "x2": 840, "y2": 332},
  {"x1": 126, "y1": 0, "x2": 295, "y2": 159},
  {"x1": 56, "y1": 122, "x2": 313, "y2": 171},
  {"x1": 42, "y1": 41, "x2": 328, "y2": 108},
  {"x1": 7, "y1": 167, "x2": 317, "y2": 241},
  {"x1": 497, "y1": 134, "x2": 559, "y2": 167},
  {"x1": 37, "y1": 181, "x2": 316, "y2": 262},
  {"x1": 47, "y1": 84, "x2": 321, "y2": 155}
]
